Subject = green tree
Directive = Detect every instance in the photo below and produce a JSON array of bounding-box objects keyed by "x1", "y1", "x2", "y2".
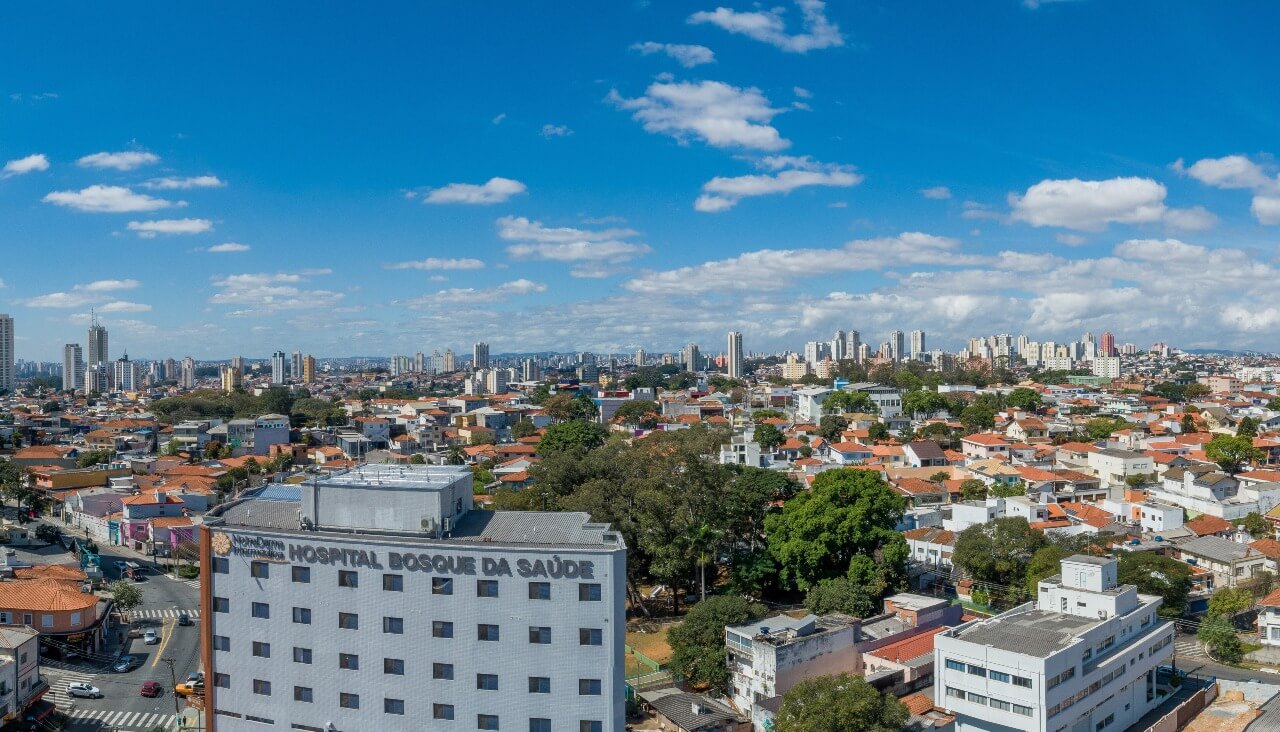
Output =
[
  {"x1": 1005, "y1": 387, "x2": 1043, "y2": 412},
  {"x1": 959, "y1": 479, "x2": 987, "y2": 501},
  {"x1": 612, "y1": 400, "x2": 660, "y2": 429},
  {"x1": 667, "y1": 596, "x2": 766, "y2": 690},
  {"x1": 109, "y1": 580, "x2": 144, "y2": 620},
  {"x1": 1237, "y1": 416, "x2": 1260, "y2": 437},
  {"x1": 469, "y1": 432, "x2": 496, "y2": 446},
  {"x1": 866, "y1": 422, "x2": 889, "y2": 442},
  {"x1": 1117, "y1": 552, "x2": 1192, "y2": 618},
  {"x1": 1086, "y1": 417, "x2": 1129, "y2": 439},
  {"x1": 1181, "y1": 414, "x2": 1198, "y2": 434},
  {"x1": 1149, "y1": 382, "x2": 1187, "y2": 402},
  {"x1": 444, "y1": 445, "x2": 466, "y2": 465},
  {"x1": 952, "y1": 518, "x2": 1048, "y2": 603},
  {"x1": 1025, "y1": 545, "x2": 1070, "y2": 594},
  {"x1": 1208, "y1": 587, "x2": 1254, "y2": 618},
  {"x1": 817, "y1": 415, "x2": 849, "y2": 443},
  {"x1": 823, "y1": 391, "x2": 876, "y2": 415},
  {"x1": 1185, "y1": 383, "x2": 1211, "y2": 399},
  {"x1": 1239, "y1": 512, "x2": 1271, "y2": 539},
  {"x1": 774, "y1": 673, "x2": 909, "y2": 732},
  {"x1": 765, "y1": 469, "x2": 906, "y2": 591},
  {"x1": 1197, "y1": 613, "x2": 1243, "y2": 663},
  {"x1": 960, "y1": 404, "x2": 996, "y2": 432},
  {"x1": 408, "y1": 454, "x2": 426, "y2": 465},
  {"x1": 511, "y1": 419, "x2": 538, "y2": 439},
  {"x1": 902, "y1": 390, "x2": 947, "y2": 419},
  {"x1": 752, "y1": 409, "x2": 786, "y2": 421},
  {"x1": 918, "y1": 422, "x2": 957, "y2": 448},
  {"x1": 929, "y1": 471, "x2": 950, "y2": 483},
  {"x1": 804, "y1": 577, "x2": 877, "y2": 618},
  {"x1": 537, "y1": 420, "x2": 609, "y2": 455},
  {"x1": 754, "y1": 423, "x2": 785, "y2": 452},
  {"x1": 1206, "y1": 434, "x2": 1263, "y2": 474},
  {"x1": 75, "y1": 449, "x2": 114, "y2": 468}
]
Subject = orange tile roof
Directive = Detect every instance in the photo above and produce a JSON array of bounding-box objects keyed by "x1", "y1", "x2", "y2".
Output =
[
  {"x1": 11, "y1": 564, "x2": 87, "y2": 582},
  {"x1": 1185, "y1": 514, "x2": 1233, "y2": 536},
  {"x1": 962, "y1": 433, "x2": 1009, "y2": 446},
  {"x1": 868, "y1": 627, "x2": 946, "y2": 663},
  {"x1": 150, "y1": 516, "x2": 195, "y2": 528},
  {"x1": 0, "y1": 578, "x2": 99, "y2": 612},
  {"x1": 1261, "y1": 588, "x2": 1280, "y2": 608}
]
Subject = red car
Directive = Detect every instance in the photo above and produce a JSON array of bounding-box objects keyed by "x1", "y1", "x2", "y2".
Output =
[{"x1": 139, "y1": 681, "x2": 162, "y2": 698}]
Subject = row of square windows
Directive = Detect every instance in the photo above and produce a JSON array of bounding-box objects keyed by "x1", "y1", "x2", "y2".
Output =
[
  {"x1": 223, "y1": 560, "x2": 603, "y2": 601},
  {"x1": 228, "y1": 672, "x2": 604, "y2": 695},
  {"x1": 212, "y1": 607, "x2": 602, "y2": 645},
  {"x1": 223, "y1": 709, "x2": 605, "y2": 732},
  {"x1": 943, "y1": 659, "x2": 1033, "y2": 688}
]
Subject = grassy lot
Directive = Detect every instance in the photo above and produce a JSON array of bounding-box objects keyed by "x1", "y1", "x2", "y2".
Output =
[{"x1": 625, "y1": 626, "x2": 675, "y2": 678}]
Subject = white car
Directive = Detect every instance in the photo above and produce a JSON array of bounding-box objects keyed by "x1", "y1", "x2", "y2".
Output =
[
  {"x1": 143, "y1": 629, "x2": 159, "y2": 645},
  {"x1": 67, "y1": 682, "x2": 101, "y2": 699}
]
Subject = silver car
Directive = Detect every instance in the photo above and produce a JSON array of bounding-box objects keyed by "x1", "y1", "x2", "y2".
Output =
[{"x1": 67, "y1": 682, "x2": 102, "y2": 699}]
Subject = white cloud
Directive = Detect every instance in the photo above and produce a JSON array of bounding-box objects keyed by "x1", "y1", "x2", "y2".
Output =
[
  {"x1": 920, "y1": 186, "x2": 951, "y2": 200},
  {"x1": 2, "y1": 153, "x2": 49, "y2": 176},
  {"x1": 498, "y1": 215, "x2": 650, "y2": 264},
  {"x1": 78, "y1": 279, "x2": 140, "y2": 292},
  {"x1": 208, "y1": 242, "x2": 250, "y2": 253},
  {"x1": 386, "y1": 257, "x2": 486, "y2": 271},
  {"x1": 1253, "y1": 196, "x2": 1280, "y2": 225},
  {"x1": 1008, "y1": 177, "x2": 1169, "y2": 231},
  {"x1": 43, "y1": 185, "x2": 179, "y2": 213},
  {"x1": 497, "y1": 279, "x2": 546, "y2": 295},
  {"x1": 961, "y1": 201, "x2": 1000, "y2": 220},
  {"x1": 540, "y1": 124, "x2": 573, "y2": 138},
  {"x1": 76, "y1": 150, "x2": 160, "y2": 171},
  {"x1": 630, "y1": 41, "x2": 716, "y2": 68},
  {"x1": 423, "y1": 177, "x2": 527, "y2": 205},
  {"x1": 142, "y1": 175, "x2": 226, "y2": 190},
  {"x1": 397, "y1": 279, "x2": 547, "y2": 310},
  {"x1": 688, "y1": 0, "x2": 844, "y2": 53},
  {"x1": 127, "y1": 218, "x2": 212, "y2": 237},
  {"x1": 793, "y1": 86, "x2": 812, "y2": 99},
  {"x1": 1173, "y1": 155, "x2": 1272, "y2": 190},
  {"x1": 210, "y1": 271, "x2": 343, "y2": 314},
  {"x1": 1162, "y1": 205, "x2": 1217, "y2": 232},
  {"x1": 609, "y1": 80, "x2": 788, "y2": 151},
  {"x1": 497, "y1": 216, "x2": 639, "y2": 243},
  {"x1": 21, "y1": 279, "x2": 141, "y2": 309},
  {"x1": 624, "y1": 232, "x2": 979, "y2": 295},
  {"x1": 695, "y1": 157, "x2": 862, "y2": 212},
  {"x1": 1055, "y1": 233, "x2": 1087, "y2": 246},
  {"x1": 492, "y1": 113, "x2": 506, "y2": 125},
  {"x1": 508, "y1": 241, "x2": 653, "y2": 261},
  {"x1": 97, "y1": 301, "x2": 152, "y2": 313}
]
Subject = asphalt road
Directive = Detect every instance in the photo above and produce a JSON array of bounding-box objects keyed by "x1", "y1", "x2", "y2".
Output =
[{"x1": 28, "y1": 520, "x2": 201, "y2": 731}]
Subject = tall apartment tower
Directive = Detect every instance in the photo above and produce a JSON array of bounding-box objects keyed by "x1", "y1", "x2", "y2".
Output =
[
  {"x1": 302, "y1": 355, "x2": 316, "y2": 383},
  {"x1": 63, "y1": 343, "x2": 84, "y2": 392},
  {"x1": 726, "y1": 332, "x2": 744, "y2": 380},
  {"x1": 113, "y1": 353, "x2": 141, "y2": 391},
  {"x1": 1100, "y1": 331, "x2": 1116, "y2": 358},
  {"x1": 181, "y1": 357, "x2": 196, "y2": 389},
  {"x1": 0, "y1": 314, "x2": 13, "y2": 392},
  {"x1": 683, "y1": 343, "x2": 701, "y2": 373},
  {"x1": 443, "y1": 349, "x2": 456, "y2": 372},
  {"x1": 830, "y1": 330, "x2": 846, "y2": 362},
  {"x1": 413, "y1": 352, "x2": 425, "y2": 373},
  {"x1": 634, "y1": 348, "x2": 647, "y2": 367},
  {"x1": 889, "y1": 330, "x2": 905, "y2": 362},
  {"x1": 87, "y1": 317, "x2": 108, "y2": 372},
  {"x1": 473, "y1": 342, "x2": 490, "y2": 370},
  {"x1": 291, "y1": 351, "x2": 303, "y2": 380},
  {"x1": 846, "y1": 330, "x2": 861, "y2": 363},
  {"x1": 910, "y1": 330, "x2": 926, "y2": 359},
  {"x1": 231, "y1": 356, "x2": 245, "y2": 375},
  {"x1": 271, "y1": 351, "x2": 286, "y2": 385}
]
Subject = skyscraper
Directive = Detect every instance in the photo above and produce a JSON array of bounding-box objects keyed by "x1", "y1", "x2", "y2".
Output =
[
  {"x1": 63, "y1": 343, "x2": 83, "y2": 392},
  {"x1": 830, "y1": 330, "x2": 846, "y2": 362},
  {"x1": 683, "y1": 343, "x2": 701, "y2": 372},
  {"x1": 87, "y1": 317, "x2": 108, "y2": 372},
  {"x1": 413, "y1": 351, "x2": 425, "y2": 373},
  {"x1": 180, "y1": 356, "x2": 196, "y2": 389},
  {"x1": 847, "y1": 330, "x2": 861, "y2": 362},
  {"x1": 1100, "y1": 331, "x2": 1116, "y2": 357},
  {"x1": 271, "y1": 351, "x2": 286, "y2": 385},
  {"x1": 910, "y1": 330, "x2": 926, "y2": 359},
  {"x1": 113, "y1": 353, "x2": 141, "y2": 391},
  {"x1": 634, "y1": 348, "x2": 647, "y2": 366},
  {"x1": 726, "y1": 331, "x2": 744, "y2": 380},
  {"x1": 473, "y1": 342, "x2": 490, "y2": 369},
  {"x1": 0, "y1": 314, "x2": 12, "y2": 392},
  {"x1": 291, "y1": 351, "x2": 303, "y2": 380},
  {"x1": 889, "y1": 330, "x2": 905, "y2": 362},
  {"x1": 302, "y1": 354, "x2": 316, "y2": 383},
  {"x1": 443, "y1": 349, "x2": 456, "y2": 372}
]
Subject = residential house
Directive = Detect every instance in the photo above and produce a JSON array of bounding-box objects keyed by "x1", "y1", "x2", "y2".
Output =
[
  {"x1": 904, "y1": 441, "x2": 949, "y2": 468},
  {"x1": 960, "y1": 434, "x2": 1009, "y2": 461},
  {"x1": 1174, "y1": 535, "x2": 1267, "y2": 588}
]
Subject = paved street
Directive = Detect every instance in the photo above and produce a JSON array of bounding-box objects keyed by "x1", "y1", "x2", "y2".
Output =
[{"x1": 21, "y1": 519, "x2": 202, "y2": 731}]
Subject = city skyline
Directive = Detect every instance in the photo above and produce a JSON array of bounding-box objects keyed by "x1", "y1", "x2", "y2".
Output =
[{"x1": 3, "y1": 3, "x2": 1280, "y2": 361}]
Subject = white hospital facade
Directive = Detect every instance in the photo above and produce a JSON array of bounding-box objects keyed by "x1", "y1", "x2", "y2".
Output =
[{"x1": 199, "y1": 464, "x2": 626, "y2": 732}]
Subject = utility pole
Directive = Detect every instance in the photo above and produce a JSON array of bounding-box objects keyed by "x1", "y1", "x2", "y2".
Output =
[{"x1": 161, "y1": 657, "x2": 181, "y2": 715}]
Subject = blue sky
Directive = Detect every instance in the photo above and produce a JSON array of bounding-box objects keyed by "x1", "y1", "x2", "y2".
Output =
[{"x1": 3, "y1": 1, "x2": 1279, "y2": 360}]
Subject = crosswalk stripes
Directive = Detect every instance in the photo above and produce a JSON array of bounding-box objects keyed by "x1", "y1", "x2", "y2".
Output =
[
  {"x1": 130, "y1": 608, "x2": 200, "y2": 620},
  {"x1": 68, "y1": 709, "x2": 176, "y2": 730},
  {"x1": 1175, "y1": 638, "x2": 1205, "y2": 658},
  {"x1": 41, "y1": 667, "x2": 97, "y2": 709},
  {"x1": 181, "y1": 577, "x2": 200, "y2": 589}
]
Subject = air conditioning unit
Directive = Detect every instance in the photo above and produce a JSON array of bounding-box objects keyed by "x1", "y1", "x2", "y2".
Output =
[
  {"x1": 420, "y1": 517, "x2": 436, "y2": 534},
  {"x1": 442, "y1": 517, "x2": 452, "y2": 534}
]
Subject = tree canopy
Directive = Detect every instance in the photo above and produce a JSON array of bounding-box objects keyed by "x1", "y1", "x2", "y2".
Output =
[
  {"x1": 804, "y1": 577, "x2": 877, "y2": 618},
  {"x1": 1005, "y1": 387, "x2": 1043, "y2": 412},
  {"x1": 1116, "y1": 552, "x2": 1191, "y2": 618},
  {"x1": 667, "y1": 595, "x2": 766, "y2": 690},
  {"x1": 952, "y1": 518, "x2": 1048, "y2": 604},
  {"x1": 1206, "y1": 434, "x2": 1263, "y2": 474},
  {"x1": 536, "y1": 420, "x2": 608, "y2": 455},
  {"x1": 754, "y1": 423, "x2": 785, "y2": 452},
  {"x1": 774, "y1": 673, "x2": 909, "y2": 732},
  {"x1": 823, "y1": 390, "x2": 876, "y2": 415},
  {"x1": 612, "y1": 400, "x2": 660, "y2": 429}
]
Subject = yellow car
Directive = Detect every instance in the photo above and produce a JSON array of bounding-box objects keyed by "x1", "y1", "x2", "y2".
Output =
[{"x1": 174, "y1": 682, "x2": 204, "y2": 697}]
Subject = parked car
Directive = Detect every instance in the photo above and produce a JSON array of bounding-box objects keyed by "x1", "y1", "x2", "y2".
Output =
[
  {"x1": 174, "y1": 681, "x2": 204, "y2": 698},
  {"x1": 140, "y1": 681, "x2": 162, "y2": 698},
  {"x1": 177, "y1": 613, "x2": 192, "y2": 626},
  {"x1": 143, "y1": 630, "x2": 159, "y2": 645},
  {"x1": 186, "y1": 671, "x2": 204, "y2": 684},
  {"x1": 67, "y1": 682, "x2": 101, "y2": 699},
  {"x1": 113, "y1": 655, "x2": 139, "y2": 673}
]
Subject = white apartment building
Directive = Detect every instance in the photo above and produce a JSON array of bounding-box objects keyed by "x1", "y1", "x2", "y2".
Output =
[
  {"x1": 1086, "y1": 448, "x2": 1154, "y2": 489},
  {"x1": 935, "y1": 555, "x2": 1173, "y2": 732},
  {"x1": 200, "y1": 464, "x2": 626, "y2": 732},
  {"x1": 1093, "y1": 356, "x2": 1121, "y2": 379}
]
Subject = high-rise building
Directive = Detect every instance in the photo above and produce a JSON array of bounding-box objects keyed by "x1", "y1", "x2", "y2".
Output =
[
  {"x1": 198, "y1": 464, "x2": 626, "y2": 732},
  {"x1": 62, "y1": 343, "x2": 83, "y2": 392},
  {"x1": 910, "y1": 330, "x2": 926, "y2": 359},
  {"x1": 85, "y1": 363, "x2": 110, "y2": 394},
  {"x1": 113, "y1": 353, "x2": 141, "y2": 391},
  {"x1": 271, "y1": 351, "x2": 286, "y2": 385},
  {"x1": 291, "y1": 351, "x2": 303, "y2": 380},
  {"x1": 521, "y1": 358, "x2": 541, "y2": 382},
  {"x1": 232, "y1": 356, "x2": 245, "y2": 375},
  {"x1": 485, "y1": 368, "x2": 509, "y2": 394},
  {"x1": 683, "y1": 343, "x2": 701, "y2": 373},
  {"x1": 803, "y1": 341, "x2": 829, "y2": 365},
  {"x1": 1093, "y1": 356, "x2": 1121, "y2": 379},
  {"x1": 0, "y1": 314, "x2": 12, "y2": 392},
  {"x1": 1100, "y1": 331, "x2": 1116, "y2": 357},
  {"x1": 634, "y1": 348, "x2": 646, "y2": 367},
  {"x1": 889, "y1": 330, "x2": 905, "y2": 362},
  {"x1": 87, "y1": 317, "x2": 108, "y2": 372},
  {"x1": 443, "y1": 349, "x2": 456, "y2": 372},
  {"x1": 830, "y1": 330, "x2": 846, "y2": 362},
  {"x1": 221, "y1": 365, "x2": 243, "y2": 393},
  {"x1": 726, "y1": 332, "x2": 744, "y2": 380},
  {"x1": 473, "y1": 342, "x2": 490, "y2": 370},
  {"x1": 302, "y1": 355, "x2": 316, "y2": 383},
  {"x1": 413, "y1": 352, "x2": 425, "y2": 373},
  {"x1": 181, "y1": 357, "x2": 196, "y2": 389},
  {"x1": 847, "y1": 330, "x2": 861, "y2": 362}
]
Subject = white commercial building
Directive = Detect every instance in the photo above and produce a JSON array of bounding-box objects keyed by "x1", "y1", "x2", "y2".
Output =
[
  {"x1": 200, "y1": 464, "x2": 626, "y2": 732},
  {"x1": 935, "y1": 555, "x2": 1173, "y2": 732}
]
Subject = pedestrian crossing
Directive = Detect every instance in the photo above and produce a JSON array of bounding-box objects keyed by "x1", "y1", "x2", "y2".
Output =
[
  {"x1": 180, "y1": 577, "x2": 200, "y2": 589},
  {"x1": 131, "y1": 608, "x2": 200, "y2": 620},
  {"x1": 68, "y1": 709, "x2": 177, "y2": 730},
  {"x1": 1175, "y1": 637, "x2": 1205, "y2": 658},
  {"x1": 41, "y1": 667, "x2": 97, "y2": 708}
]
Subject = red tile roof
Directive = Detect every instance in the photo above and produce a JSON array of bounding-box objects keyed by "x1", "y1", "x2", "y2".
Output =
[
  {"x1": 1185, "y1": 514, "x2": 1233, "y2": 537},
  {"x1": 868, "y1": 627, "x2": 946, "y2": 663}
]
